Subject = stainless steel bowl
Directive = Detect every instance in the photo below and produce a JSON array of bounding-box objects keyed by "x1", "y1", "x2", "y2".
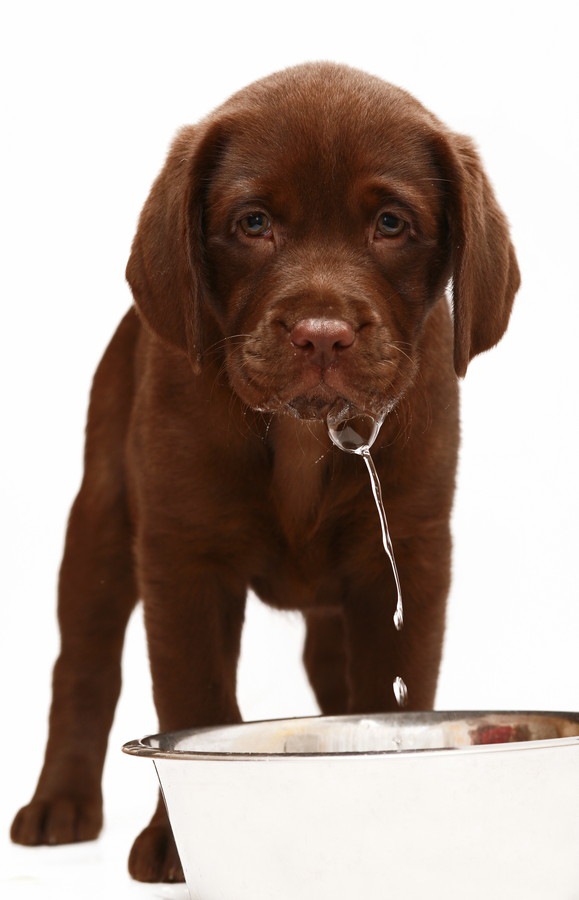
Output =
[{"x1": 124, "y1": 711, "x2": 579, "y2": 899}]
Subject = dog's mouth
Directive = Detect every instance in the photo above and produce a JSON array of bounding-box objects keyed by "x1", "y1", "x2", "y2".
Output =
[
  {"x1": 227, "y1": 332, "x2": 410, "y2": 423},
  {"x1": 248, "y1": 374, "x2": 401, "y2": 423},
  {"x1": 283, "y1": 387, "x2": 397, "y2": 423}
]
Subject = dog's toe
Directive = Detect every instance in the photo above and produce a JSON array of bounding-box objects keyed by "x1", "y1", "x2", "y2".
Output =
[
  {"x1": 10, "y1": 796, "x2": 102, "y2": 846},
  {"x1": 128, "y1": 823, "x2": 184, "y2": 883}
]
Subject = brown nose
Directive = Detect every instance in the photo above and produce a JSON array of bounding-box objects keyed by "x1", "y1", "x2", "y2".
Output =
[{"x1": 290, "y1": 318, "x2": 355, "y2": 366}]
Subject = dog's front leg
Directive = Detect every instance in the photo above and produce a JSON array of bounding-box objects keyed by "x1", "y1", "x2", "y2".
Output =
[{"x1": 130, "y1": 536, "x2": 247, "y2": 882}]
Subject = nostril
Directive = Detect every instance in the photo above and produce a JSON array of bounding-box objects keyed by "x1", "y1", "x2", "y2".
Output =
[{"x1": 290, "y1": 318, "x2": 356, "y2": 354}]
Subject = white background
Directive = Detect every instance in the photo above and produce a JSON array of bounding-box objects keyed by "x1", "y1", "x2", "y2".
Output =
[{"x1": 1, "y1": 1, "x2": 578, "y2": 897}]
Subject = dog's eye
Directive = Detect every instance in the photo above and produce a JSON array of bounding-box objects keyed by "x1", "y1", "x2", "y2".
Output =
[
  {"x1": 376, "y1": 213, "x2": 406, "y2": 237},
  {"x1": 239, "y1": 212, "x2": 272, "y2": 237}
]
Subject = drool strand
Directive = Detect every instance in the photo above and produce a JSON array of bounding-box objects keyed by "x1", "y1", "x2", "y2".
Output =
[
  {"x1": 361, "y1": 450, "x2": 404, "y2": 632},
  {"x1": 327, "y1": 401, "x2": 407, "y2": 708}
]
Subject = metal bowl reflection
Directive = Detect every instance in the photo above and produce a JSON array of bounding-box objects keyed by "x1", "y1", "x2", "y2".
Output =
[{"x1": 124, "y1": 710, "x2": 579, "y2": 899}]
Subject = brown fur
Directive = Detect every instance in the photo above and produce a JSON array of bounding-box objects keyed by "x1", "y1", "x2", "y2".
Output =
[{"x1": 11, "y1": 63, "x2": 520, "y2": 882}]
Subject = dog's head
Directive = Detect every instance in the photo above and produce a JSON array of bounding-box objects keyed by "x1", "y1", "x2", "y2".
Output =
[{"x1": 127, "y1": 63, "x2": 520, "y2": 420}]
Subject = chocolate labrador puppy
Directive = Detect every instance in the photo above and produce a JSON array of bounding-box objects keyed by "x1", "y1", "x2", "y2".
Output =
[{"x1": 11, "y1": 62, "x2": 520, "y2": 881}]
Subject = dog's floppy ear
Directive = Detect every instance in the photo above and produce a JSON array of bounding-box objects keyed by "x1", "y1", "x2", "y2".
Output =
[
  {"x1": 126, "y1": 121, "x2": 224, "y2": 373},
  {"x1": 436, "y1": 132, "x2": 521, "y2": 377}
]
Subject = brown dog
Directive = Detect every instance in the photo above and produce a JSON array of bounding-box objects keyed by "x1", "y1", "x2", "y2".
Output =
[{"x1": 11, "y1": 62, "x2": 520, "y2": 882}]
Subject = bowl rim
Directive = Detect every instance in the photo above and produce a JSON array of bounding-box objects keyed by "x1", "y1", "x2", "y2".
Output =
[{"x1": 122, "y1": 709, "x2": 579, "y2": 761}]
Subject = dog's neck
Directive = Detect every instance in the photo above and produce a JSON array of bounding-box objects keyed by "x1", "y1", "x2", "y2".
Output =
[{"x1": 267, "y1": 415, "x2": 332, "y2": 545}]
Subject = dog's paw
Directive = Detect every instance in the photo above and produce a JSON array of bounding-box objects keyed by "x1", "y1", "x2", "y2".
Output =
[
  {"x1": 10, "y1": 796, "x2": 102, "y2": 846},
  {"x1": 128, "y1": 823, "x2": 184, "y2": 883}
]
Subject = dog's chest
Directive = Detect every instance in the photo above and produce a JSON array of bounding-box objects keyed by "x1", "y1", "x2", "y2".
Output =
[
  {"x1": 250, "y1": 533, "x2": 341, "y2": 611},
  {"x1": 249, "y1": 422, "x2": 376, "y2": 611}
]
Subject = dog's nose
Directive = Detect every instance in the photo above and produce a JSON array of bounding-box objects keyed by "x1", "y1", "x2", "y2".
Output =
[{"x1": 290, "y1": 318, "x2": 355, "y2": 366}]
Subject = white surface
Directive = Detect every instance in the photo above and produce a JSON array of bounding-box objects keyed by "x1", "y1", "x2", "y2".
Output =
[{"x1": 1, "y1": 1, "x2": 578, "y2": 897}]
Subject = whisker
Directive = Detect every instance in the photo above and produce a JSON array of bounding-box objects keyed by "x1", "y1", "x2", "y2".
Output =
[
  {"x1": 389, "y1": 342, "x2": 415, "y2": 367},
  {"x1": 202, "y1": 334, "x2": 251, "y2": 362}
]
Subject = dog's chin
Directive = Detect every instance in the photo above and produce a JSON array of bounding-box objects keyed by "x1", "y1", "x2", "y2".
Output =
[
  {"x1": 249, "y1": 391, "x2": 346, "y2": 421},
  {"x1": 284, "y1": 395, "x2": 339, "y2": 420},
  {"x1": 239, "y1": 374, "x2": 401, "y2": 422},
  {"x1": 261, "y1": 392, "x2": 393, "y2": 423}
]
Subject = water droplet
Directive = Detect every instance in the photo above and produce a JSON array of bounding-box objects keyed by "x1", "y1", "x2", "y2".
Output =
[
  {"x1": 327, "y1": 400, "x2": 385, "y2": 456},
  {"x1": 393, "y1": 676, "x2": 408, "y2": 708},
  {"x1": 394, "y1": 601, "x2": 404, "y2": 631}
]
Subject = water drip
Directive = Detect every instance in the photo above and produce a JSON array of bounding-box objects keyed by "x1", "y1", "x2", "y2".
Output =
[{"x1": 327, "y1": 401, "x2": 407, "y2": 708}]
